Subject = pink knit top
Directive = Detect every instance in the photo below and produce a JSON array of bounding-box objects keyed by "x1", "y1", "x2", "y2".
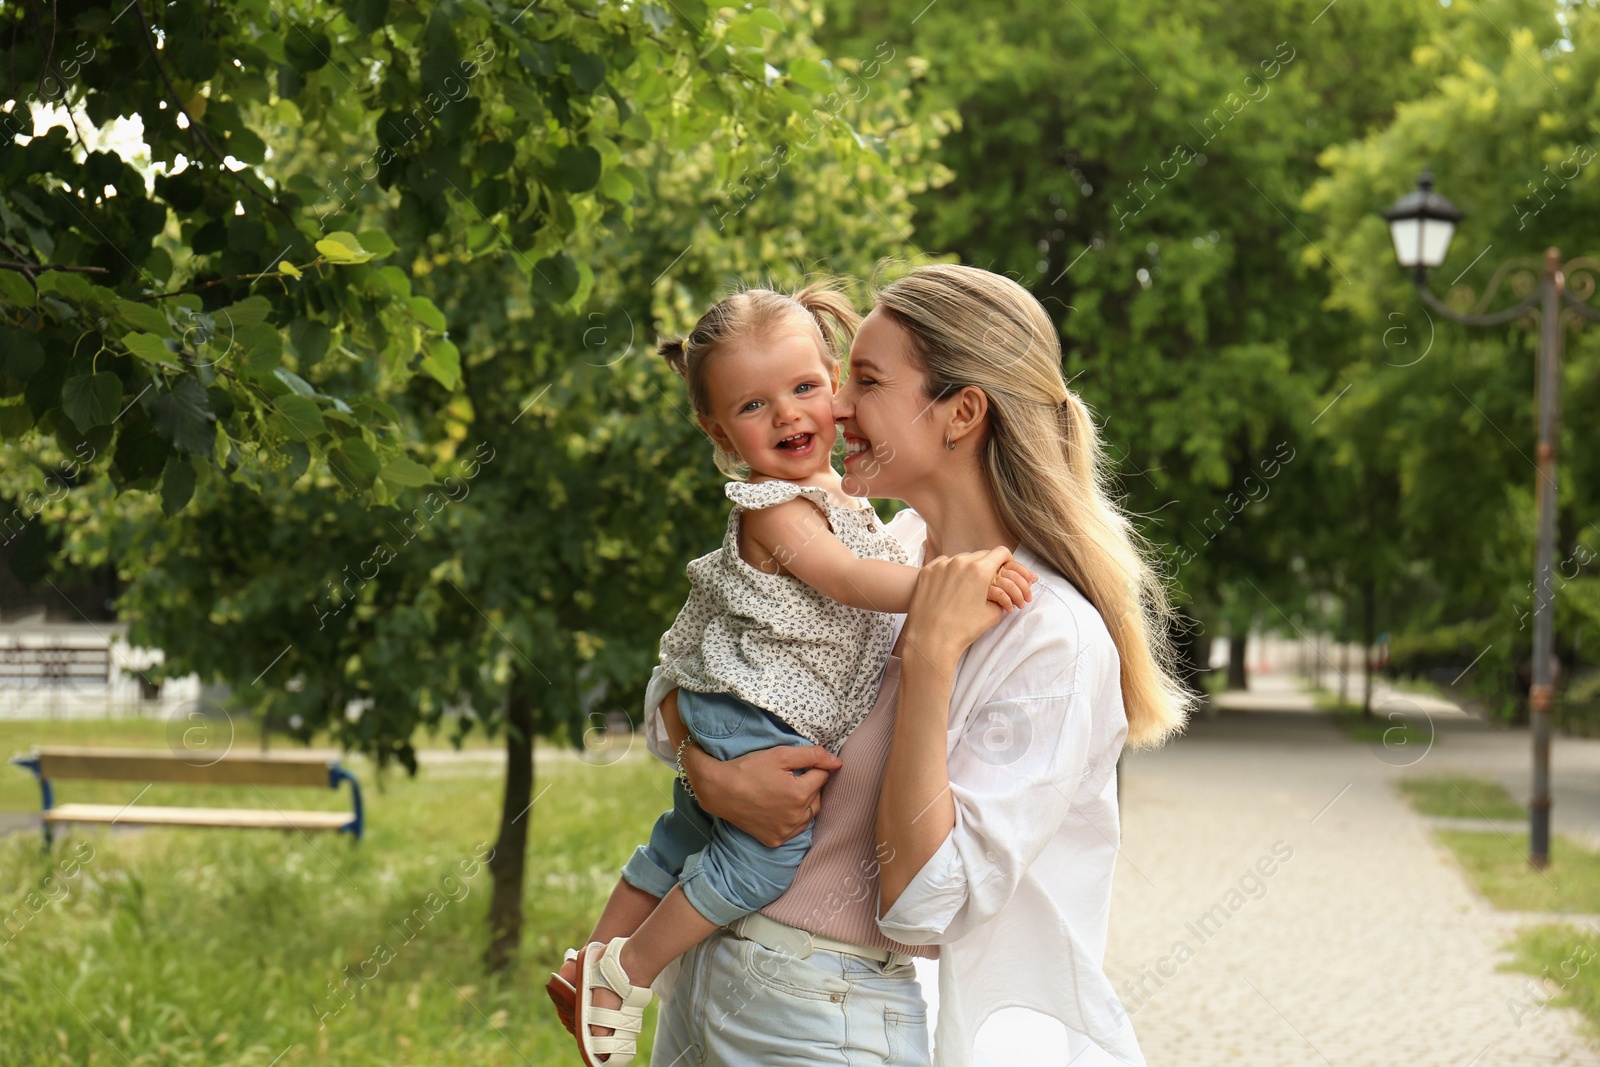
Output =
[{"x1": 758, "y1": 654, "x2": 938, "y2": 960}]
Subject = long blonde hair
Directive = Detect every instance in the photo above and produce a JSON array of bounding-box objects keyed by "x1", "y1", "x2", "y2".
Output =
[
  {"x1": 660, "y1": 281, "x2": 861, "y2": 478},
  {"x1": 875, "y1": 264, "x2": 1191, "y2": 748}
]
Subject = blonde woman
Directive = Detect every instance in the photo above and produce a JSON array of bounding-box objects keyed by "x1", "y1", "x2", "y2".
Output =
[{"x1": 569, "y1": 263, "x2": 1190, "y2": 1065}]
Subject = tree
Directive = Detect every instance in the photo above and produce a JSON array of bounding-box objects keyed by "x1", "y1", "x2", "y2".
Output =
[
  {"x1": 1307, "y1": 0, "x2": 1600, "y2": 712},
  {"x1": 818, "y1": 0, "x2": 1440, "y2": 674},
  {"x1": 7, "y1": 0, "x2": 949, "y2": 972}
]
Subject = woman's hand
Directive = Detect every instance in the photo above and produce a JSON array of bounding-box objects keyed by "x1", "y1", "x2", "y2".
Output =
[
  {"x1": 904, "y1": 547, "x2": 1037, "y2": 666},
  {"x1": 684, "y1": 743, "x2": 842, "y2": 849}
]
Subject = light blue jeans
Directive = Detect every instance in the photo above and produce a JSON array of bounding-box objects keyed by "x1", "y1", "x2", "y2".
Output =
[
  {"x1": 620, "y1": 688, "x2": 813, "y2": 926},
  {"x1": 650, "y1": 930, "x2": 932, "y2": 1066}
]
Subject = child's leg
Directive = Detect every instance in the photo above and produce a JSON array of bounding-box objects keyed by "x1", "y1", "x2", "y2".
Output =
[{"x1": 611, "y1": 691, "x2": 815, "y2": 981}]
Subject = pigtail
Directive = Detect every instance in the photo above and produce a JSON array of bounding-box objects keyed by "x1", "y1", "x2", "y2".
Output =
[
  {"x1": 793, "y1": 281, "x2": 862, "y2": 363},
  {"x1": 659, "y1": 336, "x2": 690, "y2": 380}
]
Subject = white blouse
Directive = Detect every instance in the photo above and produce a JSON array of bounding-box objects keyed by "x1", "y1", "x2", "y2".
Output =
[{"x1": 645, "y1": 507, "x2": 1144, "y2": 1067}]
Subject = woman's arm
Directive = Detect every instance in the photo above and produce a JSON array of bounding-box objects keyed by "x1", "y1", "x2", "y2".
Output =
[
  {"x1": 875, "y1": 549, "x2": 1014, "y2": 909},
  {"x1": 660, "y1": 687, "x2": 842, "y2": 849}
]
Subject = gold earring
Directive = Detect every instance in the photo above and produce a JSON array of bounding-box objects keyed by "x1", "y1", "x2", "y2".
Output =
[{"x1": 944, "y1": 433, "x2": 957, "y2": 451}]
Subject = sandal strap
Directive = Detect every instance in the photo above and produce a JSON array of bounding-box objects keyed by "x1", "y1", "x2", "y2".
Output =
[
  {"x1": 590, "y1": 1034, "x2": 638, "y2": 1056},
  {"x1": 592, "y1": 939, "x2": 653, "y2": 1009},
  {"x1": 587, "y1": 1005, "x2": 644, "y2": 1033}
]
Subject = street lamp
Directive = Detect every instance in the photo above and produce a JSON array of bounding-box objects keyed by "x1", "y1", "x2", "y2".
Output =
[{"x1": 1384, "y1": 171, "x2": 1600, "y2": 868}]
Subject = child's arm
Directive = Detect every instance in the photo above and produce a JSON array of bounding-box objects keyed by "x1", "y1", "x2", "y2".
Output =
[{"x1": 741, "y1": 498, "x2": 1034, "y2": 614}]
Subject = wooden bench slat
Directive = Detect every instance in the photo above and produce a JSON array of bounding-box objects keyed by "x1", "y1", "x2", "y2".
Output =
[
  {"x1": 35, "y1": 746, "x2": 333, "y2": 787},
  {"x1": 43, "y1": 803, "x2": 353, "y2": 831}
]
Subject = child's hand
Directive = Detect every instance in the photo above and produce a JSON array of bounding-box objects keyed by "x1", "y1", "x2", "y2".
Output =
[{"x1": 986, "y1": 559, "x2": 1039, "y2": 613}]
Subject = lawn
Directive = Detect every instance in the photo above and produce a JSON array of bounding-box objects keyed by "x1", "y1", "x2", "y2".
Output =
[
  {"x1": 0, "y1": 717, "x2": 674, "y2": 1067},
  {"x1": 1501, "y1": 923, "x2": 1600, "y2": 1038},
  {"x1": 1398, "y1": 775, "x2": 1527, "y2": 820},
  {"x1": 1435, "y1": 831, "x2": 1600, "y2": 914}
]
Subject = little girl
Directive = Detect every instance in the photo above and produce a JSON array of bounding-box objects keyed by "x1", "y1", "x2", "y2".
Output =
[{"x1": 547, "y1": 282, "x2": 1033, "y2": 1066}]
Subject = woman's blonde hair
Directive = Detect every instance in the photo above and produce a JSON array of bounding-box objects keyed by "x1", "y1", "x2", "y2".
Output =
[
  {"x1": 660, "y1": 281, "x2": 861, "y2": 478},
  {"x1": 875, "y1": 263, "x2": 1192, "y2": 748}
]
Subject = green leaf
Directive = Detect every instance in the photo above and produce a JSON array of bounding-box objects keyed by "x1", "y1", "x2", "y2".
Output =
[
  {"x1": 284, "y1": 25, "x2": 332, "y2": 72},
  {"x1": 420, "y1": 337, "x2": 461, "y2": 390},
  {"x1": 289, "y1": 318, "x2": 332, "y2": 365},
  {"x1": 409, "y1": 295, "x2": 447, "y2": 331},
  {"x1": 61, "y1": 372, "x2": 123, "y2": 430},
  {"x1": 0, "y1": 327, "x2": 44, "y2": 380},
  {"x1": 568, "y1": 52, "x2": 607, "y2": 93},
  {"x1": 787, "y1": 57, "x2": 832, "y2": 93},
  {"x1": 555, "y1": 145, "x2": 602, "y2": 193},
  {"x1": 316, "y1": 231, "x2": 374, "y2": 264},
  {"x1": 115, "y1": 299, "x2": 170, "y2": 335},
  {"x1": 529, "y1": 252, "x2": 579, "y2": 305},
  {"x1": 235, "y1": 323, "x2": 284, "y2": 375},
  {"x1": 273, "y1": 367, "x2": 317, "y2": 397},
  {"x1": 160, "y1": 454, "x2": 197, "y2": 515},
  {"x1": 216, "y1": 295, "x2": 273, "y2": 328},
  {"x1": 599, "y1": 169, "x2": 634, "y2": 203},
  {"x1": 150, "y1": 378, "x2": 217, "y2": 454},
  {"x1": 36, "y1": 270, "x2": 92, "y2": 302},
  {"x1": 273, "y1": 394, "x2": 326, "y2": 439},
  {"x1": 379, "y1": 455, "x2": 435, "y2": 487},
  {"x1": 123, "y1": 332, "x2": 181, "y2": 368},
  {"x1": 331, "y1": 435, "x2": 380, "y2": 489},
  {"x1": 747, "y1": 8, "x2": 786, "y2": 31},
  {"x1": 0, "y1": 270, "x2": 36, "y2": 308},
  {"x1": 356, "y1": 229, "x2": 397, "y2": 258}
]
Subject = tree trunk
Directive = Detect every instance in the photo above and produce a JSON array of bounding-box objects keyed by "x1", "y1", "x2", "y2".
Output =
[
  {"x1": 1339, "y1": 640, "x2": 1350, "y2": 705},
  {"x1": 485, "y1": 671, "x2": 536, "y2": 974},
  {"x1": 1361, "y1": 577, "x2": 1376, "y2": 719},
  {"x1": 1226, "y1": 632, "x2": 1248, "y2": 691}
]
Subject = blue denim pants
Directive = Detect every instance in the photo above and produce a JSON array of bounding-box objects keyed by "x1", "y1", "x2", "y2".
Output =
[
  {"x1": 650, "y1": 930, "x2": 932, "y2": 1066},
  {"x1": 621, "y1": 688, "x2": 813, "y2": 926}
]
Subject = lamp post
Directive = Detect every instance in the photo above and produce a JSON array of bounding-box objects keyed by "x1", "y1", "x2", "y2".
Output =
[{"x1": 1383, "y1": 171, "x2": 1600, "y2": 868}]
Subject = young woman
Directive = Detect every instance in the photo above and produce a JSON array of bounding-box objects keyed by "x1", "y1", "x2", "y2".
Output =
[{"x1": 566, "y1": 263, "x2": 1190, "y2": 1065}]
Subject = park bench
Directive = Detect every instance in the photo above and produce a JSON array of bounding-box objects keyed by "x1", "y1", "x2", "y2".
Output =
[{"x1": 8, "y1": 746, "x2": 364, "y2": 845}]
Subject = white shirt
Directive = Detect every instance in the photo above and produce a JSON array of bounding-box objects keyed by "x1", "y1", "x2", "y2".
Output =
[{"x1": 645, "y1": 508, "x2": 1144, "y2": 1066}]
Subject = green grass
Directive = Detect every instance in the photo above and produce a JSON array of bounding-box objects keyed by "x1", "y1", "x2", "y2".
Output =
[
  {"x1": 0, "y1": 732, "x2": 675, "y2": 1067},
  {"x1": 1313, "y1": 689, "x2": 1434, "y2": 748},
  {"x1": 1436, "y1": 831, "x2": 1600, "y2": 913},
  {"x1": 1501, "y1": 923, "x2": 1600, "y2": 1036},
  {"x1": 1399, "y1": 776, "x2": 1527, "y2": 820}
]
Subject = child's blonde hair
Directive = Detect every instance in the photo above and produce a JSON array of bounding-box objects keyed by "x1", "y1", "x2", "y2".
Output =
[{"x1": 660, "y1": 281, "x2": 861, "y2": 478}]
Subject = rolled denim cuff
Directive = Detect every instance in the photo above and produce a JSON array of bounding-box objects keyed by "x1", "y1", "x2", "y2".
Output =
[
  {"x1": 620, "y1": 844, "x2": 681, "y2": 900},
  {"x1": 679, "y1": 849, "x2": 755, "y2": 927}
]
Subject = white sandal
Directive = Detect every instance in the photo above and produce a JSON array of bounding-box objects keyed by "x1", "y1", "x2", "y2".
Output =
[{"x1": 576, "y1": 936, "x2": 652, "y2": 1066}]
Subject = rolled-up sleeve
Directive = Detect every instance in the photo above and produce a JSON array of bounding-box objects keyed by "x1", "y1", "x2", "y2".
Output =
[
  {"x1": 877, "y1": 617, "x2": 1099, "y2": 945},
  {"x1": 642, "y1": 664, "x2": 678, "y2": 767}
]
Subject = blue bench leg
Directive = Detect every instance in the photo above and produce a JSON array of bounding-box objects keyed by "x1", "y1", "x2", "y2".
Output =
[
  {"x1": 9, "y1": 756, "x2": 54, "y2": 850},
  {"x1": 329, "y1": 764, "x2": 364, "y2": 843}
]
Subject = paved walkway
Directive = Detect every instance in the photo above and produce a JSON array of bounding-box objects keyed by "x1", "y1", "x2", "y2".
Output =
[{"x1": 1109, "y1": 673, "x2": 1600, "y2": 1066}]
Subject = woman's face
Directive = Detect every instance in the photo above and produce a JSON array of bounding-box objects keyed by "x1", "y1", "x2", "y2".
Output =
[{"x1": 834, "y1": 307, "x2": 947, "y2": 500}]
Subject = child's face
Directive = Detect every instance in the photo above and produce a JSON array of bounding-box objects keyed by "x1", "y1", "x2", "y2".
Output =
[{"x1": 699, "y1": 325, "x2": 839, "y2": 480}]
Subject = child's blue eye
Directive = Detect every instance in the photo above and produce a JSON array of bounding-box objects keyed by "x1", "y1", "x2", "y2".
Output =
[
  {"x1": 741, "y1": 400, "x2": 762, "y2": 413},
  {"x1": 796, "y1": 383, "x2": 815, "y2": 394}
]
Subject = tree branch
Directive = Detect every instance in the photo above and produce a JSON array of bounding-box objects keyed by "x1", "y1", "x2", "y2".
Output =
[
  {"x1": 130, "y1": 0, "x2": 296, "y2": 227},
  {"x1": 0, "y1": 260, "x2": 109, "y2": 277}
]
